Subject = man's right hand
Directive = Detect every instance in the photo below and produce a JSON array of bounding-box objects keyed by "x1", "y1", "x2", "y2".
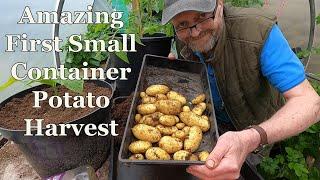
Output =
[{"x1": 168, "y1": 52, "x2": 176, "y2": 60}]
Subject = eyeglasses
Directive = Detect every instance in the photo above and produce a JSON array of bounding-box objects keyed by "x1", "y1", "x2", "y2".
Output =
[{"x1": 175, "y1": 15, "x2": 215, "y2": 36}]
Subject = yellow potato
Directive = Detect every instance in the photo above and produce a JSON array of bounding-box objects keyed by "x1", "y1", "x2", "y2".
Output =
[
  {"x1": 135, "y1": 114, "x2": 142, "y2": 123},
  {"x1": 132, "y1": 124, "x2": 161, "y2": 143},
  {"x1": 182, "y1": 106, "x2": 191, "y2": 112},
  {"x1": 156, "y1": 100, "x2": 182, "y2": 115},
  {"x1": 145, "y1": 147, "x2": 170, "y2": 160},
  {"x1": 156, "y1": 125, "x2": 178, "y2": 135},
  {"x1": 129, "y1": 154, "x2": 144, "y2": 160},
  {"x1": 173, "y1": 150, "x2": 199, "y2": 161},
  {"x1": 159, "y1": 136, "x2": 183, "y2": 154},
  {"x1": 184, "y1": 126, "x2": 203, "y2": 152},
  {"x1": 142, "y1": 96, "x2": 157, "y2": 104},
  {"x1": 176, "y1": 122, "x2": 185, "y2": 130},
  {"x1": 139, "y1": 112, "x2": 163, "y2": 126},
  {"x1": 159, "y1": 115, "x2": 179, "y2": 126},
  {"x1": 140, "y1": 92, "x2": 147, "y2": 98},
  {"x1": 182, "y1": 126, "x2": 190, "y2": 134},
  {"x1": 199, "y1": 151, "x2": 210, "y2": 161},
  {"x1": 192, "y1": 102, "x2": 206, "y2": 116},
  {"x1": 172, "y1": 130, "x2": 186, "y2": 140},
  {"x1": 146, "y1": 85, "x2": 170, "y2": 96},
  {"x1": 137, "y1": 104, "x2": 157, "y2": 115},
  {"x1": 179, "y1": 111, "x2": 210, "y2": 132},
  {"x1": 129, "y1": 140, "x2": 152, "y2": 154},
  {"x1": 167, "y1": 91, "x2": 187, "y2": 105},
  {"x1": 192, "y1": 94, "x2": 206, "y2": 104},
  {"x1": 155, "y1": 94, "x2": 167, "y2": 100},
  {"x1": 201, "y1": 115, "x2": 209, "y2": 121}
]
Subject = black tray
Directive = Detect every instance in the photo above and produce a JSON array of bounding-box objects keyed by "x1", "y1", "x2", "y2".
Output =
[{"x1": 119, "y1": 54, "x2": 219, "y2": 165}]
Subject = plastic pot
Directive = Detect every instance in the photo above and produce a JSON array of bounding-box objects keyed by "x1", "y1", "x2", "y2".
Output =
[
  {"x1": 0, "y1": 80, "x2": 114, "y2": 178},
  {"x1": 109, "y1": 33, "x2": 173, "y2": 96}
]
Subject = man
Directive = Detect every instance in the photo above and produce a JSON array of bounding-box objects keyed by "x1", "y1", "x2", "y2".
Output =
[{"x1": 162, "y1": 0, "x2": 320, "y2": 179}]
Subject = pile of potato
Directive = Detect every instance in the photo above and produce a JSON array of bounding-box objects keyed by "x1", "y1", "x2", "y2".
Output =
[{"x1": 128, "y1": 84, "x2": 210, "y2": 161}]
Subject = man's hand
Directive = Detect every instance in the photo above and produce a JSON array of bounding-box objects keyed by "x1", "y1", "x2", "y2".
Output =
[
  {"x1": 187, "y1": 129, "x2": 260, "y2": 180},
  {"x1": 168, "y1": 52, "x2": 176, "y2": 60}
]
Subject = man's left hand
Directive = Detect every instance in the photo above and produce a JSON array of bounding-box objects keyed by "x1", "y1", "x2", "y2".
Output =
[{"x1": 186, "y1": 129, "x2": 260, "y2": 180}]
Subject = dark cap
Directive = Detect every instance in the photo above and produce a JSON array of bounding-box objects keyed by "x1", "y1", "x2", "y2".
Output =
[{"x1": 161, "y1": 0, "x2": 217, "y2": 25}]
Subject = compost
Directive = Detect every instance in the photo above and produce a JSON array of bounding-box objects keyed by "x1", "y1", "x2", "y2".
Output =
[{"x1": 0, "y1": 82, "x2": 112, "y2": 130}]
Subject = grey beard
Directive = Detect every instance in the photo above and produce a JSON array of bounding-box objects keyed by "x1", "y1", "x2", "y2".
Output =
[{"x1": 188, "y1": 33, "x2": 218, "y2": 53}]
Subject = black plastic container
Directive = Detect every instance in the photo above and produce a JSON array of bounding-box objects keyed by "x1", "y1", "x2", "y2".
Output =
[
  {"x1": 109, "y1": 33, "x2": 173, "y2": 96},
  {"x1": 0, "y1": 80, "x2": 114, "y2": 178},
  {"x1": 0, "y1": 136, "x2": 7, "y2": 148},
  {"x1": 120, "y1": 54, "x2": 219, "y2": 165}
]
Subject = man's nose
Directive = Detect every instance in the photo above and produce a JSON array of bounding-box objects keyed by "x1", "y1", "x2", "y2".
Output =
[{"x1": 190, "y1": 26, "x2": 201, "y2": 37}]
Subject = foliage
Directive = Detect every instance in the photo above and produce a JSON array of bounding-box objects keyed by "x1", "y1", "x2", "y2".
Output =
[
  {"x1": 258, "y1": 79, "x2": 320, "y2": 179},
  {"x1": 62, "y1": 22, "x2": 128, "y2": 68},
  {"x1": 63, "y1": 0, "x2": 173, "y2": 68},
  {"x1": 125, "y1": 0, "x2": 174, "y2": 39},
  {"x1": 225, "y1": 0, "x2": 264, "y2": 7},
  {"x1": 0, "y1": 73, "x2": 84, "y2": 94}
]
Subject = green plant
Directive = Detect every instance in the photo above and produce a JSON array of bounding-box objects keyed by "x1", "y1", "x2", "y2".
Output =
[
  {"x1": 125, "y1": 0, "x2": 174, "y2": 40},
  {"x1": 62, "y1": 22, "x2": 128, "y2": 68},
  {"x1": 258, "y1": 79, "x2": 320, "y2": 179},
  {"x1": 0, "y1": 73, "x2": 84, "y2": 95}
]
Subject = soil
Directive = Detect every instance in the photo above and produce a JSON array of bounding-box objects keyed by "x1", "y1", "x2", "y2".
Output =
[
  {"x1": 0, "y1": 142, "x2": 41, "y2": 180},
  {"x1": 0, "y1": 82, "x2": 112, "y2": 130},
  {"x1": 111, "y1": 93, "x2": 134, "y2": 145},
  {"x1": 0, "y1": 141, "x2": 111, "y2": 180}
]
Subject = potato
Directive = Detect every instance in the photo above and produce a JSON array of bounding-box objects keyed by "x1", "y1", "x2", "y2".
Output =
[
  {"x1": 156, "y1": 125, "x2": 178, "y2": 135},
  {"x1": 192, "y1": 102, "x2": 206, "y2": 116},
  {"x1": 192, "y1": 94, "x2": 206, "y2": 104},
  {"x1": 172, "y1": 130, "x2": 186, "y2": 140},
  {"x1": 190, "y1": 154, "x2": 199, "y2": 161},
  {"x1": 199, "y1": 151, "x2": 210, "y2": 161},
  {"x1": 155, "y1": 94, "x2": 167, "y2": 100},
  {"x1": 146, "y1": 85, "x2": 170, "y2": 96},
  {"x1": 159, "y1": 136, "x2": 183, "y2": 154},
  {"x1": 142, "y1": 96, "x2": 157, "y2": 104},
  {"x1": 140, "y1": 92, "x2": 147, "y2": 98},
  {"x1": 176, "y1": 122, "x2": 185, "y2": 130},
  {"x1": 167, "y1": 91, "x2": 187, "y2": 105},
  {"x1": 182, "y1": 126, "x2": 190, "y2": 134},
  {"x1": 182, "y1": 106, "x2": 191, "y2": 112},
  {"x1": 135, "y1": 114, "x2": 142, "y2": 123},
  {"x1": 173, "y1": 150, "x2": 199, "y2": 161},
  {"x1": 139, "y1": 112, "x2": 163, "y2": 126},
  {"x1": 159, "y1": 115, "x2": 179, "y2": 126},
  {"x1": 179, "y1": 111, "x2": 210, "y2": 132},
  {"x1": 145, "y1": 147, "x2": 170, "y2": 160},
  {"x1": 184, "y1": 126, "x2": 203, "y2": 152},
  {"x1": 132, "y1": 124, "x2": 161, "y2": 143},
  {"x1": 201, "y1": 115, "x2": 209, "y2": 121},
  {"x1": 137, "y1": 104, "x2": 157, "y2": 115},
  {"x1": 156, "y1": 100, "x2": 182, "y2": 115},
  {"x1": 129, "y1": 154, "x2": 144, "y2": 160},
  {"x1": 129, "y1": 140, "x2": 152, "y2": 154}
]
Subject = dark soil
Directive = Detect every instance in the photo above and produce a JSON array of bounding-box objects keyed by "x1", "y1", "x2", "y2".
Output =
[
  {"x1": 0, "y1": 141, "x2": 111, "y2": 180},
  {"x1": 111, "y1": 93, "x2": 134, "y2": 145},
  {"x1": 0, "y1": 82, "x2": 112, "y2": 130}
]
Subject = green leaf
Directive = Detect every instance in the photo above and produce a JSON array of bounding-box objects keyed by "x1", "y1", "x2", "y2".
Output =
[
  {"x1": 135, "y1": 35, "x2": 145, "y2": 46},
  {"x1": 0, "y1": 76, "x2": 18, "y2": 91},
  {"x1": 316, "y1": 15, "x2": 320, "y2": 25},
  {"x1": 115, "y1": 51, "x2": 129, "y2": 63}
]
